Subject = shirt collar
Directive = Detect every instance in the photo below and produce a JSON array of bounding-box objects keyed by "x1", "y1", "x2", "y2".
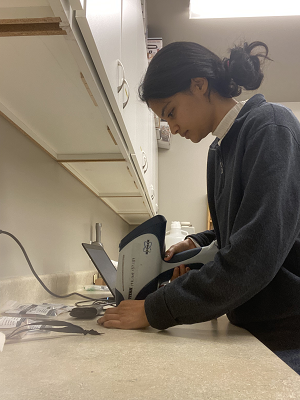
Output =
[{"x1": 212, "y1": 100, "x2": 247, "y2": 145}]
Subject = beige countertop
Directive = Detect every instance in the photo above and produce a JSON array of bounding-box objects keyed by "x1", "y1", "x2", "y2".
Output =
[{"x1": 1, "y1": 295, "x2": 300, "y2": 400}]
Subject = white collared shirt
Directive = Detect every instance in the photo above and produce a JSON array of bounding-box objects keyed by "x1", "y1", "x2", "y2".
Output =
[
  {"x1": 212, "y1": 100, "x2": 247, "y2": 145},
  {"x1": 187, "y1": 100, "x2": 247, "y2": 247}
]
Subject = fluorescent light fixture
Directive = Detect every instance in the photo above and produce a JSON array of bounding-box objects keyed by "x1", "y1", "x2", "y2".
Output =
[{"x1": 189, "y1": 0, "x2": 300, "y2": 19}]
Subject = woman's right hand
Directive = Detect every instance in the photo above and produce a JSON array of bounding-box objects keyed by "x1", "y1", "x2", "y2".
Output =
[
  {"x1": 164, "y1": 238, "x2": 197, "y2": 282},
  {"x1": 164, "y1": 238, "x2": 196, "y2": 261}
]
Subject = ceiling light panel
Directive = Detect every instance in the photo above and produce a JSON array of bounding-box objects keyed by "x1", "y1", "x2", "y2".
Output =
[{"x1": 189, "y1": 0, "x2": 300, "y2": 19}]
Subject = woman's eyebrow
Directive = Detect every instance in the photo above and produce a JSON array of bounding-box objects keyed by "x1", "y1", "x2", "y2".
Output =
[{"x1": 161, "y1": 101, "x2": 171, "y2": 118}]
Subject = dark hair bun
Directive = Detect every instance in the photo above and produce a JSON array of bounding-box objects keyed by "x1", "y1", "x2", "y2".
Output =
[{"x1": 223, "y1": 41, "x2": 271, "y2": 96}]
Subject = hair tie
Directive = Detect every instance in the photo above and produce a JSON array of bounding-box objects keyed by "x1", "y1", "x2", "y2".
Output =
[{"x1": 227, "y1": 60, "x2": 230, "y2": 68}]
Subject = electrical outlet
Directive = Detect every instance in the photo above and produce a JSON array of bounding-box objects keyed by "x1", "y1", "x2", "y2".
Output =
[{"x1": 93, "y1": 273, "x2": 98, "y2": 284}]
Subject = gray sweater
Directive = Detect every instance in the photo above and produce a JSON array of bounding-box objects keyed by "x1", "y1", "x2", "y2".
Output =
[{"x1": 145, "y1": 94, "x2": 300, "y2": 330}]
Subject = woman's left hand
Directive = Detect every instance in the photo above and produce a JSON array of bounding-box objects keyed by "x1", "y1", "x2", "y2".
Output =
[
  {"x1": 170, "y1": 264, "x2": 191, "y2": 281},
  {"x1": 97, "y1": 300, "x2": 150, "y2": 330}
]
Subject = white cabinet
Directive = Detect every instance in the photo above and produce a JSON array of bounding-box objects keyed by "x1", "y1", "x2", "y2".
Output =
[
  {"x1": 0, "y1": 0, "x2": 158, "y2": 224},
  {"x1": 75, "y1": 0, "x2": 122, "y2": 109},
  {"x1": 75, "y1": 0, "x2": 158, "y2": 214}
]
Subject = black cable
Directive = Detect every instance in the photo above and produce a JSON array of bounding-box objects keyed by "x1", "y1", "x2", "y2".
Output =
[
  {"x1": 75, "y1": 299, "x2": 115, "y2": 307},
  {"x1": 0, "y1": 230, "x2": 108, "y2": 301},
  {"x1": 6, "y1": 320, "x2": 103, "y2": 339}
]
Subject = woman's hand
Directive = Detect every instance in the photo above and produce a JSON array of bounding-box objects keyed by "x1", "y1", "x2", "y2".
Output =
[
  {"x1": 97, "y1": 300, "x2": 150, "y2": 330},
  {"x1": 170, "y1": 264, "x2": 191, "y2": 281},
  {"x1": 164, "y1": 238, "x2": 196, "y2": 281},
  {"x1": 164, "y1": 238, "x2": 196, "y2": 261}
]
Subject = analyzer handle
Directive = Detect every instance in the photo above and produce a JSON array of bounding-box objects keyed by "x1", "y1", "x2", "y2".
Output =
[{"x1": 161, "y1": 240, "x2": 218, "y2": 273}]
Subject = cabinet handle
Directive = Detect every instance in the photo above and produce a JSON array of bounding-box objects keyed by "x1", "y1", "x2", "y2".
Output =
[
  {"x1": 117, "y1": 60, "x2": 125, "y2": 93},
  {"x1": 118, "y1": 78, "x2": 125, "y2": 93},
  {"x1": 141, "y1": 150, "x2": 148, "y2": 173},
  {"x1": 150, "y1": 184, "x2": 155, "y2": 200},
  {"x1": 123, "y1": 79, "x2": 130, "y2": 109},
  {"x1": 117, "y1": 60, "x2": 130, "y2": 108}
]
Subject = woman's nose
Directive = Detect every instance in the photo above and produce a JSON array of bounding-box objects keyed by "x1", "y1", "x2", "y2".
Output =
[{"x1": 169, "y1": 124, "x2": 179, "y2": 135}]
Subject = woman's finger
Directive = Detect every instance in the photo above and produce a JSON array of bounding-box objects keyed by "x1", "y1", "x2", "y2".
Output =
[
  {"x1": 164, "y1": 250, "x2": 174, "y2": 260},
  {"x1": 101, "y1": 319, "x2": 123, "y2": 329},
  {"x1": 170, "y1": 266, "x2": 179, "y2": 281},
  {"x1": 164, "y1": 239, "x2": 194, "y2": 260},
  {"x1": 164, "y1": 244, "x2": 176, "y2": 260},
  {"x1": 170, "y1": 265, "x2": 191, "y2": 281},
  {"x1": 179, "y1": 264, "x2": 187, "y2": 275}
]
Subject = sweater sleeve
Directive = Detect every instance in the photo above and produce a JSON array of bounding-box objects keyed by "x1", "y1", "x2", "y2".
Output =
[
  {"x1": 186, "y1": 230, "x2": 217, "y2": 247},
  {"x1": 145, "y1": 121, "x2": 300, "y2": 330}
]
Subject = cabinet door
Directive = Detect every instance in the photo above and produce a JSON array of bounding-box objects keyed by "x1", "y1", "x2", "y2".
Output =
[
  {"x1": 120, "y1": 0, "x2": 139, "y2": 145},
  {"x1": 122, "y1": 0, "x2": 158, "y2": 214},
  {"x1": 122, "y1": 0, "x2": 148, "y2": 173},
  {"x1": 76, "y1": 0, "x2": 122, "y2": 109}
]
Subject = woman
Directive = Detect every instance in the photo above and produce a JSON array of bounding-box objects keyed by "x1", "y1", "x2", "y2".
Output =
[{"x1": 98, "y1": 41, "x2": 300, "y2": 372}]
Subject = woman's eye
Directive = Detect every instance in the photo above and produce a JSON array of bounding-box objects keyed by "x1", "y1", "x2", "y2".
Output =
[{"x1": 168, "y1": 109, "x2": 174, "y2": 118}]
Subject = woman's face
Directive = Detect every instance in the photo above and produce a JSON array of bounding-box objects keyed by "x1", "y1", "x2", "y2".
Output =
[{"x1": 148, "y1": 78, "x2": 215, "y2": 143}]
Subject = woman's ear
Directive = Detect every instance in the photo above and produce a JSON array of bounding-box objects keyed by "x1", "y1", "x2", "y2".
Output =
[{"x1": 190, "y1": 78, "x2": 208, "y2": 95}]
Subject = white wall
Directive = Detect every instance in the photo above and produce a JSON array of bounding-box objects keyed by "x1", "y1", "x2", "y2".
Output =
[
  {"x1": 158, "y1": 132, "x2": 213, "y2": 233},
  {"x1": 280, "y1": 102, "x2": 300, "y2": 120},
  {"x1": 0, "y1": 115, "x2": 130, "y2": 279}
]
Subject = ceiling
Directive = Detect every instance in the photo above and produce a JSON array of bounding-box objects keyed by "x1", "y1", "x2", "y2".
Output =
[{"x1": 146, "y1": 0, "x2": 300, "y2": 104}]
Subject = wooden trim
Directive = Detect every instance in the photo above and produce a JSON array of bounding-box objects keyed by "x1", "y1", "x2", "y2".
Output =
[
  {"x1": 100, "y1": 194, "x2": 142, "y2": 198},
  {"x1": 107, "y1": 126, "x2": 118, "y2": 145},
  {"x1": 207, "y1": 202, "x2": 213, "y2": 230},
  {"x1": 58, "y1": 153, "x2": 125, "y2": 162},
  {"x1": 0, "y1": 18, "x2": 67, "y2": 37},
  {"x1": 58, "y1": 159, "x2": 125, "y2": 162},
  {"x1": 126, "y1": 166, "x2": 133, "y2": 177},
  {"x1": 80, "y1": 73, "x2": 98, "y2": 106}
]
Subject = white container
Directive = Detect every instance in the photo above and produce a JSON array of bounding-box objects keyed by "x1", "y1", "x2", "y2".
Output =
[
  {"x1": 181, "y1": 222, "x2": 196, "y2": 235},
  {"x1": 165, "y1": 221, "x2": 188, "y2": 250}
]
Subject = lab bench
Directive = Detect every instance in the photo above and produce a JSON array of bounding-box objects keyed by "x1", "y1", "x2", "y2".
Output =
[{"x1": 0, "y1": 296, "x2": 300, "y2": 400}]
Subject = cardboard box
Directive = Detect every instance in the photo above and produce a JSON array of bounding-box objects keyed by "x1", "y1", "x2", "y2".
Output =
[{"x1": 147, "y1": 38, "x2": 163, "y2": 63}]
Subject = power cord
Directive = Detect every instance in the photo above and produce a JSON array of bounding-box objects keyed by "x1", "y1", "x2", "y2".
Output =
[
  {"x1": 0, "y1": 230, "x2": 109, "y2": 301},
  {"x1": 6, "y1": 320, "x2": 103, "y2": 339}
]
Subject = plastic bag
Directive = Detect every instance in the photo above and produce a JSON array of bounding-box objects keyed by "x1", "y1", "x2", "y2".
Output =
[{"x1": 1, "y1": 301, "x2": 73, "y2": 319}]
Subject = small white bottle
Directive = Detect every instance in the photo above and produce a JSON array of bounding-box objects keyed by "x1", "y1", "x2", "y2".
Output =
[
  {"x1": 180, "y1": 222, "x2": 196, "y2": 235},
  {"x1": 165, "y1": 221, "x2": 188, "y2": 250}
]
